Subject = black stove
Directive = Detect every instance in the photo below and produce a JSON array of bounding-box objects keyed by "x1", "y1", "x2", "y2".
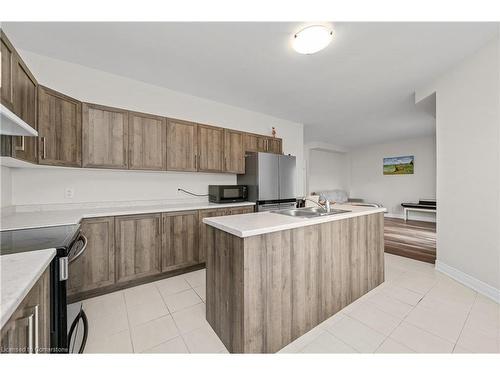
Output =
[
  {"x1": 0, "y1": 224, "x2": 86, "y2": 353},
  {"x1": 0, "y1": 224, "x2": 80, "y2": 255}
]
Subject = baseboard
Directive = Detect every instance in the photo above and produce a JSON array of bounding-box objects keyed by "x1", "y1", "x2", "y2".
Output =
[
  {"x1": 384, "y1": 212, "x2": 436, "y2": 223},
  {"x1": 435, "y1": 260, "x2": 500, "y2": 303}
]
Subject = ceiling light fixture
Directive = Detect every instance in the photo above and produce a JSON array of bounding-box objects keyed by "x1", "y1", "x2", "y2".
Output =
[{"x1": 292, "y1": 25, "x2": 334, "y2": 55}]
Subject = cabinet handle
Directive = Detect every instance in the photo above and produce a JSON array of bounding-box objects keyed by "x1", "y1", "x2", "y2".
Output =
[
  {"x1": 194, "y1": 154, "x2": 197, "y2": 169},
  {"x1": 22, "y1": 305, "x2": 39, "y2": 354},
  {"x1": 15, "y1": 136, "x2": 25, "y2": 151},
  {"x1": 42, "y1": 137, "x2": 46, "y2": 159},
  {"x1": 33, "y1": 305, "x2": 39, "y2": 353}
]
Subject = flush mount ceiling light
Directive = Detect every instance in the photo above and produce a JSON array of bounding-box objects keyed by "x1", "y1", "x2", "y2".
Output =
[{"x1": 292, "y1": 25, "x2": 334, "y2": 55}]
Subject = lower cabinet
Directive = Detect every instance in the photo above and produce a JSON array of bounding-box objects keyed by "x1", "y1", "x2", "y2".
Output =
[
  {"x1": 162, "y1": 211, "x2": 199, "y2": 272},
  {"x1": 198, "y1": 208, "x2": 231, "y2": 263},
  {"x1": 66, "y1": 206, "x2": 254, "y2": 301},
  {"x1": 1, "y1": 268, "x2": 50, "y2": 354},
  {"x1": 67, "y1": 217, "x2": 115, "y2": 297},
  {"x1": 115, "y1": 213, "x2": 162, "y2": 283}
]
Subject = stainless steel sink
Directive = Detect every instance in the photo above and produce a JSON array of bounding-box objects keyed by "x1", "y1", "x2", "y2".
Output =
[{"x1": 273, "y1": 207, "x2": 351, "y2": 218}]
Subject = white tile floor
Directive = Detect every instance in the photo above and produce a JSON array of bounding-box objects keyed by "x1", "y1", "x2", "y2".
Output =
[{"x1": 69, "y1": 254, "x2": 500, "y2": 353}]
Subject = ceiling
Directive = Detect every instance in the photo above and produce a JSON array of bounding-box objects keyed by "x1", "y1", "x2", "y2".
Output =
[{"x1": 3, "y1": 22, "x2": 498, "y2": 147}]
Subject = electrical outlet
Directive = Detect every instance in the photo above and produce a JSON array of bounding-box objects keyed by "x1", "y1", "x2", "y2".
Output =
[{"x1": 65, "y1": 188, "x2": 75, "y2": 199}]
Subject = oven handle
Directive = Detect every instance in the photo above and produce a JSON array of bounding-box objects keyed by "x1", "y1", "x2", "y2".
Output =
[{"x1": 69, "y1": 233, "x2": 88, "y2": 264}]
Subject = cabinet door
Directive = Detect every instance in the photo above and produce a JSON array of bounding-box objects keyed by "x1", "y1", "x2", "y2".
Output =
[
  {"x1": 115, "y1": 214, "x2": 161, "y2": 283},
  {"x1": 1, "y1": 31, "x2": 15, "y2": 110},
  {"x1": 82, "y1": 103, "x2": 129, "y2": 169},
  {"x1": 67, "y1": 217, "x2": 115, "y2": 297},
  {"x1": 244, "y1": 133, "x2": 267, "y2": 153},
  {"x1": 0, "y1": 268, "x2": 50, "y2": 353},
  {"x1": 166, "y1": 119, "x2": 197, "y2": 171},
  {"x1": 267, "y1": 137, "x2": 282, "y2": 154},
  {"x1": 224, "y1": 129, "x2": 245, "y2": 173},
  {"x1": 129, "y1": 111, "x2": 166, "y2": 170},
  {"x1": 37, "y1": 86, "x2": 82, "y2": 167},
  {"x1": 11, "y1": 53, "x2": 38, "y2": 163},
  {"x1": 198, "y1": 208, "x2": 228, "y2": 263},
  {"x1": 197, "y1": 124, "x2": 224, "y2": 172},
  {"x1": 162, "y1": 211, "x2": 199, "y2": 271}
]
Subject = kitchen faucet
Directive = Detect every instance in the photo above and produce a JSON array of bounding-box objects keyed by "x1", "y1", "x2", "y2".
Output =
[{"x1": 304, "y1": 197, "x2": 332, "y2": 213}]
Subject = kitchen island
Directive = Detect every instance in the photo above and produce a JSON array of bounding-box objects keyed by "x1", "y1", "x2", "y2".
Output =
[{"x1": 203, "y1": 204, "x2": 386, "y2": 353}]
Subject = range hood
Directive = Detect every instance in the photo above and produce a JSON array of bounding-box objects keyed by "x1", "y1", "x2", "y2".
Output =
[{"x1": 0, "y1": 103, "x2": 38, "y2": 136}]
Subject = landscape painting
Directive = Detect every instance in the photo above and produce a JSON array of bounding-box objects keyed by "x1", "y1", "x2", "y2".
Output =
[{"x1": 383, "y1": 155, "x2": 414, "y2": 175}]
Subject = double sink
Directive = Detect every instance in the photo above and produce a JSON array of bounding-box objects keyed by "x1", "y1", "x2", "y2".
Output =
[{"x1": 273, "y1": 206, "x2": 351, "y2": 218}]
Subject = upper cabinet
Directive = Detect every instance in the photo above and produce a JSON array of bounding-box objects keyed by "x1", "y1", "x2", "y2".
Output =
[
  {"x1": 1, "y1": 31, "x2": 15, "y2": 111},
  {"x1": 266, "y1": 137, "x2": 282, "y2": 154},
  {"x1": 244, "y1": 132, "x2": 282, "y2": 154},
  {"x1": 224, "y1": 129, "x2": 245, "y2": 173},
  {"x1": 197, "y1": 124, "x2": 224, "y2": 172},
  {"x1": 38, "y1": 86, "x2": 82, "y2": 167},
  {"x1": 0, "y1": 31, "x2": 286, "y2": 173},
  {"x1": 1, "y1": 31, "x2": 38, "y2": 163},
  {"x1": 82, "y1": 103, "x2": 129, "y2": 169},
  {"x1": 166, "y1": 118, "x2": 197, "y2": 172},
  {"x1": 128, "y1": 111, "x2": 166, "y2": 170},
  {"x1": 244, "y1": 133, "x2": 266, "y2": 153}
]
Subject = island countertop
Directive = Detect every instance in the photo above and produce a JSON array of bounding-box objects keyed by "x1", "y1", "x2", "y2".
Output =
[{"x1": 202, "y1": 204, "x2": 387, "y2": 238}]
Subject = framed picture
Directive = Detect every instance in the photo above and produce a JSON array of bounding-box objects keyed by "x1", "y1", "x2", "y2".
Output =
[{"x1": 383, "y1": 155, "x2": 414, "y2": 175}]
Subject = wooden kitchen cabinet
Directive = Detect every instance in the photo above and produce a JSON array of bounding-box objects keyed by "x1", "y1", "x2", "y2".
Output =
[
  {"x1": 128, "y1": 111, "x2": 166, "y2": 170},
  {"x1": 244, "y1": 133, "x2": 282, "y2": 154},
  {"x1": 82, "y1": 103, "x2": 129, "y2": 169},
  {"x1": 198, "y1": 208, "x2": 229, "y2": 263},
  {"x1": 266, "y1": 137, "x2": 282, "y2": 154},
  {"x1": 224, "y1": 129, "x2": 245, "y2": 173},
  {"x1": 1, "y1": 30, "x2": 15, "y2": 111},
  {"x1": 162, "y1": 211, "x2": 199, "y2": 272},
  {"x1": 115, "y1": 213, "x2": 162, "y2": 283},
  {"x1": 1, "y1": 268, "x2": 50, "y2": 354},
  {"x1": 67, "y1": 217, "x2": 115, "y2": 298},
  {"x1": 1, "y1": 30, "x2": 37, "y2": 132},
  {"x1": 37, "y1": 86, "x2": 82, "y2": 167},
  {"x1": 197, "y1": 124, "x2": 224, "y2": 172},
  {"x1": 1, "y1": 32, "x2": 38, "y2": 164},
  {"x1": 244, "y1": 133, "x2": 267, "y2": 153},
  {"x1": 166, "y1": 118, "x2": 198, "y2": 171}
]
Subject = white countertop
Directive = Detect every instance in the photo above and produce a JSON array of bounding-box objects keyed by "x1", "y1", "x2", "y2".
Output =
[
  {"x1": 0, "y1": 201, "x2": 255, "y2": 231},
  {"x1": 203, "y1": 204, "x2": 387, "y2": 238},
  {"x1": 0, "y1": 249, "x2": 56, "y2": 328}
]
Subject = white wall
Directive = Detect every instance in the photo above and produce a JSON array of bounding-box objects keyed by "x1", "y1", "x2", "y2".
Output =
[
  {"x1": 416, "y1": 35, "x2": 500, "y2": 295},
  {"x1": 1, "y1": 166, "x2": 12, "y2": 208},
  {"x1": 308, "y1": 150, "x2": 350, "y2": 194},
  {"x1": 5, "y1": 50, "x2": 304, "y2": 207},
  {"x1": 348, "y1": 136, "x2": 437, "y2": 221}
]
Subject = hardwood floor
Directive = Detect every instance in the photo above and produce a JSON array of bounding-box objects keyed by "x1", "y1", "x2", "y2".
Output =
[{"x1": 384, "y1": 217, "x2": 436, "y2": 264}]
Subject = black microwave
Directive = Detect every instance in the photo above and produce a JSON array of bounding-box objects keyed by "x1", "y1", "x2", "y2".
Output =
[{"x1": 209, "y1": 185, "x2": 248, "y2": 203}]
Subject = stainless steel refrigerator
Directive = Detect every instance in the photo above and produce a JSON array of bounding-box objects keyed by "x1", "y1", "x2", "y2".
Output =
[{"x1": 237, "y1": 152, "x2": 297, "y2": 212}]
